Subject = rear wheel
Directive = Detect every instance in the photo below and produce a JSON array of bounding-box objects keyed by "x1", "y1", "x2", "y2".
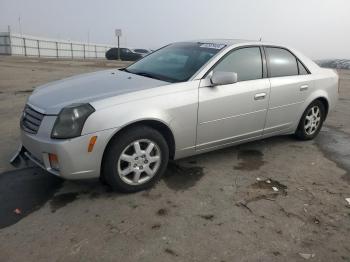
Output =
[
  {"x1": 295, "y1": 100, "x2": 326, "y2": 140},
  {"x1": 103, "y1": 126, "x2": 169, "y2": 192}
]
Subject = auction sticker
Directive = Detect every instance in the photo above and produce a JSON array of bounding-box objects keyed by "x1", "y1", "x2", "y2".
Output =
[{"x1": 199, "y1": 43, "x2": 226, "y2": 49}]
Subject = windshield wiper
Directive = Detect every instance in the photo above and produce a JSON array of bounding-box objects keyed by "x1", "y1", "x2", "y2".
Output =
[
  {"x1": 121, "y1": 69, "x2": 176, "y2": 83},
  {"x1": 133, "y1": 71, "x2": 164, "y2": 81},
  {"x1": 120, "y1": 68, "x2": 161, "y2": 80},
  {"x1": 119, "y1": 68, "x2": 130, "y2": 73}
]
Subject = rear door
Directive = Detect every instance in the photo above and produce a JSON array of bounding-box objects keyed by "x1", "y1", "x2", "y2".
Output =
[
  {"x1": 263, "y1": 46, "x2": 313, "y2": 135},
  {"x1": 197, "y1": 46, "x2": 270, "y2": 151}
]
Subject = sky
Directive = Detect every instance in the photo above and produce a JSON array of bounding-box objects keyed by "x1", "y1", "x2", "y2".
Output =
[{"x1": 0, "y1": 0, "x2": 349, "y2": 59}]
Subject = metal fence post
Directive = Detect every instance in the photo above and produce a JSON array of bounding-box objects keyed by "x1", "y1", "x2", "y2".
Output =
[
  {"x1": 71, "y1": 43, "x2": 73, "y2": 59},
  {"x1": 8, "y1": 31, "x2": 12, "y2": 56},
  {"x1": 37, "y1": 40, "x2": 40, "y2": 57},
  {"x1": 56, "y1": 41, "x2": 59, "y2": 59},
  {"x1": 23, "y1": 37, "x2": 27, "y2": 56},
  {"x1": 95, "y1": 45, "x2": 97, "y2": 58}
]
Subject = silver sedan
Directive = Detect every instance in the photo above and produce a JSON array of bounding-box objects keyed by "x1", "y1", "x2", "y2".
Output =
[{"x1": 12, "y1": 40, "x2": 339, "y2": 192}]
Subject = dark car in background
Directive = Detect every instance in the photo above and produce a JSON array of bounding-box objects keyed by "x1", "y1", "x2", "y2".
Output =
[
  {"x1": 133, "y1": 49, "x2": 152, "y2": 56},
  {"x1": 105, "y1": 48, "x2": 143, "y2": 61}
]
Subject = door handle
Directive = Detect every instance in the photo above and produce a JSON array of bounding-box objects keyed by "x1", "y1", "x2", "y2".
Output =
[
  {"x1": 254, "y1": 93, "x2": 266, "y2": 100},
  {"x1": 300, "y1": 85, "x2": 309, "y2": 91}
]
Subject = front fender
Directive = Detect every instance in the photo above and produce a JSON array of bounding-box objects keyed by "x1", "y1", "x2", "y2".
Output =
[
  {"x1": 82, "y1": 103, "x2": 173, "y2": 135},
  {"x1": 81, "y1": 81, "x2": 200, "y2": 155}
]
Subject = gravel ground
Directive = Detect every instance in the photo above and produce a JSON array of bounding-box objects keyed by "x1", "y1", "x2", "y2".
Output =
[{"x1": 0, "y1": 56, "x2": 349, "y2": 262}]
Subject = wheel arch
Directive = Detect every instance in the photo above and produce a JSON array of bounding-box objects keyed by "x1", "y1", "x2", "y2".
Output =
[
  {"x1": 100, "y1": 119, "x2": 176, "y2": 177},
  {"x1": 315, "y1": 97, "x2": 329, "y2": 118},
  {"x1": 302, "y1": 89, "x2": 330, "y2": 118},
  {"x1": 292, "y1": 93, "x2": 330, "y2": 135}
]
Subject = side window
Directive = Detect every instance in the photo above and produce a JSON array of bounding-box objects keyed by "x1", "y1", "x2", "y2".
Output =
[
  {"x1": 266, "y1": 47, "x2": 298, "y2": 77},
  {"x1": 213, "y1": 47, "x2": 262, "y2": 82},
  {"x1": 298, "y1": 60, "x2": 309, "y2": 75}
]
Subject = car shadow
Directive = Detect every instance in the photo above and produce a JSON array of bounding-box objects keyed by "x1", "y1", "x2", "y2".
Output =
[
  {"x1": 0, "y1": 135, "x2": 305, "y2": 229},
  {"x1": 0, "y1": 167, "x2": 62, "y2": 229}
]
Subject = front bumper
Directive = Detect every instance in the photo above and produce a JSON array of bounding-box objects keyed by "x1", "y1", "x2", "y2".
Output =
[{"x1": 11, "y1": 128, "x2": 117, "y2": 179}]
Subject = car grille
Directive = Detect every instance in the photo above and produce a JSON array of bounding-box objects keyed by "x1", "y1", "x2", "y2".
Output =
[{"x1": 21, "y1": 105, "x2": 45, "y2": 134}]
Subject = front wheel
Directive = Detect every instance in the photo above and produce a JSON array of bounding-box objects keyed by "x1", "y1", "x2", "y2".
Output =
[
  {"x1": 295, "y1": 100, "x2": 326, "y2": 140},
  {"x1": 103, "y1": 126, "x2": 169, "y2": 192}
]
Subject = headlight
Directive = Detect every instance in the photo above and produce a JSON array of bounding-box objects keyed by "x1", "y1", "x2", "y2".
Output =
[{"x1": 51, "y1": 103, "x2": 95, "y2": 139}]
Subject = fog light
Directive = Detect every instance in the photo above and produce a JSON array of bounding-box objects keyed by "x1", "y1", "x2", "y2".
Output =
[{"x1": 49, "y1": 153, "x2": 59, "y2": 170}]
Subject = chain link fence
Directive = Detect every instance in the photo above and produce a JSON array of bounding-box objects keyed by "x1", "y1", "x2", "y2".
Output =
[{"x1": 0, "y1": 32, "x2": 114, "y2": 59}]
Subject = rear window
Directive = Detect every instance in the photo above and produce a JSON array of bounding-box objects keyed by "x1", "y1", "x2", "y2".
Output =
[{"x1": 266, "y1": 47, "x2": 298, "y2": 77}]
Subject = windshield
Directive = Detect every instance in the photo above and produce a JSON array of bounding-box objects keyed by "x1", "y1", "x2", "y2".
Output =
[{"x1": 125, "y1": 43, "x2": 225, "y2": 83}]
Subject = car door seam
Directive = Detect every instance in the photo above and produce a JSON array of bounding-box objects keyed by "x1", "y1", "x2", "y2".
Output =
[{"x1": 199, "y1": 108, "x2": 267, "y2": 125}]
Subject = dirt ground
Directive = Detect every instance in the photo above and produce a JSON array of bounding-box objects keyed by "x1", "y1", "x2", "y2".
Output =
[{"x1": 0, "y1": 56, "x2": 349, "y2": 262}]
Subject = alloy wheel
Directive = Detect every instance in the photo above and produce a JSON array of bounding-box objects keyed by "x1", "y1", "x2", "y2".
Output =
[
  {"x1": 304, "y1": 106, "x2": 321, "y2": 135},
  {"x1": 117, "y1": 139, "x2": 161, "y2": 185}
]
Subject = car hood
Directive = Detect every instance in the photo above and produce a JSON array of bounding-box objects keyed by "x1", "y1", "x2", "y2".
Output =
[{"x1": 27, "y1": 69, "x2": 168, "y2": 115}]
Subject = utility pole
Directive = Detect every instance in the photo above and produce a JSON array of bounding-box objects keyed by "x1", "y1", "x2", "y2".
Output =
[
  {"x1": 115, "y1": 29, "x2": 122, "y2": 60},
  {"x1": 8, "y1": 25, "x2": 12, "y2": 56},
  {"x1": 118, "y1": 36, "x2": 120, "y2": 60},
  {"x1": 18, "y1": 16, "x2": 22, "y2": 36}
]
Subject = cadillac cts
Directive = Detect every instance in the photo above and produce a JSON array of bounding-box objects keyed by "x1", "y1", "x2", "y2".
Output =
[{"x1": 11, "y1": 40, "x2": 338, "y2": 192}]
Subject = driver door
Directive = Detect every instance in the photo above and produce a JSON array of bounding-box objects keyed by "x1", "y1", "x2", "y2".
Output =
[{"x1": 196, "y1": 46, "x2": 270, "y2": 151}]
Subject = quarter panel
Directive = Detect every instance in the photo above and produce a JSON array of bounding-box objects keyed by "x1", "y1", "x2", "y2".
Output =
[{"x1": 289, "y1": 71, "x2": 338, "y2": 132}]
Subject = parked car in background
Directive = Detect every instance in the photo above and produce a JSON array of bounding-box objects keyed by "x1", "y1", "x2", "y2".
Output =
[
  {"x1": 132, "y1": 48, "x2": 152, "y2": 56},
  {"x1": 105, "y1": 47, "x2": 142, "y2": 61},
  {"x1": 12, "y1": 40, "x2": 338, "y2": 193}
]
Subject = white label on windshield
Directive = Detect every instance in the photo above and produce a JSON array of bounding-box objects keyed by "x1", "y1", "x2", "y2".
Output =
[{"x1": 200, "y1": 43, "x2": 226, "y2": 50}]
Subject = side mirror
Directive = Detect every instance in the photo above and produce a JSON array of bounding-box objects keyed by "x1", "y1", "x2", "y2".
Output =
[{"x1": 210, "y1": 71, "x2": 238, "y2": 86}]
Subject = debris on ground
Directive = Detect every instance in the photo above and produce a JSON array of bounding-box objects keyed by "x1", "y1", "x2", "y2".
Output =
[
  {"x1": 272, "y1": 186, "x2": 279, "y2": 192},
  {"x1": 199, "y1": 214, "x2": 215, "y2": 221},
  {"x1": 13, "y1": 208, "x2": 22, "y2": 215},
  {"x1": 298, "y1": 253, "x2": 315, "y2": 259},
  {"x1": 313, "y1": 217, "x2": 320, "y2": 224},
  {"x1": 251, "y1": 178, "x2": 287, "y2": 195},
  {"x1": 346, "y1": 198, "x2": 350, "y2": 205}
]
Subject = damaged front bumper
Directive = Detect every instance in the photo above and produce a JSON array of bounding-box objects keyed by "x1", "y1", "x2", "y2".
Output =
[
  {"x1": 10, "y1": 144, "x2": 60, "y2": 176},
  {"x1": 10, "y1": 127, "x2": 117, "y2": 180},
  {"x1": 10, "y1": 144, "x2": 28, "y2": 168}
]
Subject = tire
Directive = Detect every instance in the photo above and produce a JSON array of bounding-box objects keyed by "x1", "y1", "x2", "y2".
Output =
[
  {"x1": 295, "y1": 100, "x2": 326, "y2": 140},
  {"x1": 103, "y1": 126, "x2": 169, "y2": 193}
]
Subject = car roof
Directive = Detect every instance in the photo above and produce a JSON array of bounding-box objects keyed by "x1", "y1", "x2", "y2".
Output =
[{"x1": 181, "y1": 39, "x2": 279, "y2": 47}]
